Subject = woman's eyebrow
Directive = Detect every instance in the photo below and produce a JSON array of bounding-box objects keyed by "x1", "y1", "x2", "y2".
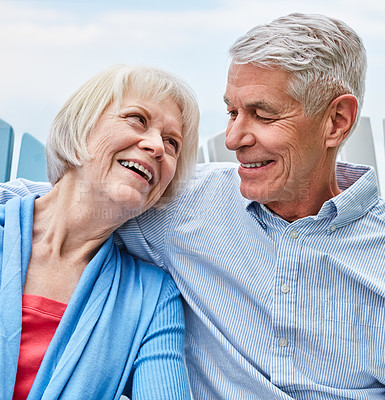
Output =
[{"x1": 120, "y1": 104, "x2": 150, "y2": 116}]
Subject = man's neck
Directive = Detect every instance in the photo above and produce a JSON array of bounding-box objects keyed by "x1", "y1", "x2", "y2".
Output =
[{"x1": 265, "y1": 177, "x2": 342, "y2": 222}]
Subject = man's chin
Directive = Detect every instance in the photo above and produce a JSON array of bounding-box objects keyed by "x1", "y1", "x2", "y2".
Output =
[{"x1": 239, "y1": 185, "x2": 270, "y2": 203}]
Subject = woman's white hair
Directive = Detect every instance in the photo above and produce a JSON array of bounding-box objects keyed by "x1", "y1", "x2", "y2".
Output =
[
  {"x1": 46, "y1": 64, "x2": 200, "y2": 204},
  {"x1": 229, "y1": 13, "x2": 366, "y2": 132}
]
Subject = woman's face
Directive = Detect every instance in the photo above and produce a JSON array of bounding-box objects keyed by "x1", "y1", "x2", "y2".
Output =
[{"x1": 78, "y1": 93, "x2": 183, "y2": 219}]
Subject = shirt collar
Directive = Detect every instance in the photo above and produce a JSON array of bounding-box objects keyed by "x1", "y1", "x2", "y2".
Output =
[{"x1": 245, "y1": 162, "x2": 380, "y2": 228}]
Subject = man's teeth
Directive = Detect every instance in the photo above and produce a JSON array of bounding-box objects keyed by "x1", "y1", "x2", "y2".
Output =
[
  {"x1": 119, "y1": 160, "x2": 153, "y2": 182},
  {"x1": 242, "y1": 161, "x2": 270, "y2": 168}
]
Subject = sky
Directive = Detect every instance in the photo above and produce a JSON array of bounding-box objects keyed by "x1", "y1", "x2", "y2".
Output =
[{"x1": 0, "y1": 0, "x2": 384, "y2": 185}]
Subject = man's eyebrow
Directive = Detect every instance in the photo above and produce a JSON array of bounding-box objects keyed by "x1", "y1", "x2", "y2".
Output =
[
  {"x1": 245, "y1": 100, "x2": 278, "y2": 114},
  {"x1": 223, "y1": 95, "x2": 232, "y2": 106},
  {"x1": 223, "y1": 96, "x2": 279, "y2": 115}
]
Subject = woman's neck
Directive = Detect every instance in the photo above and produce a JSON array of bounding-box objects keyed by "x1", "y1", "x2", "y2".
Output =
[{"x1": 32, "y1": 174, "x2": 125, "y2": 263}]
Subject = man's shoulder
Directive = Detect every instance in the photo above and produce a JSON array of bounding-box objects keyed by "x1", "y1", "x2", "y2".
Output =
[
  {"x1": 176, "y1": 162, "x2": 241, "y2": 205},
  {"x1": 0, "y1": 178, "x2": 51, "y2": 202},
  {"x1": 369, "y1": 196, "x2": 385, "y2": 219},
  {"x1": 194, "y1": 161, "x2": 239, "y2": 177},
  {"x1": 186, "y1": 162, "x2": 240, "y2": 191}
]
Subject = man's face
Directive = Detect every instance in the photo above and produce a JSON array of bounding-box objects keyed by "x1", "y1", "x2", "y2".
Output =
[{"x1": 224, "y1": 63, "x2": 328, "y2": 208}]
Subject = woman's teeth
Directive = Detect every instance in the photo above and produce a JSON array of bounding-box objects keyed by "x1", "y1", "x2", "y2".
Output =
[{"x1": 119, "y1": 160, "x2": 153, "y2": 182}]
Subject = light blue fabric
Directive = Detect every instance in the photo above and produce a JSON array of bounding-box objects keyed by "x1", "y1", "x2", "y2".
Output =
[
  {"x1": 110, "y1": 162, "x2": 385, "y2": 400},
  {"x1": 2, "y1": 163, "x2": 385, "y2": 399},
  {"x1": 0, "y1": 195, "x2": 190, "y2": 400}
]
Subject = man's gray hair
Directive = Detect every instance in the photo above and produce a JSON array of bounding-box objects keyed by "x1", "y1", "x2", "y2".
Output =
[{"x1": 229, "y1": 13, "x2": 366, "y2": 130}]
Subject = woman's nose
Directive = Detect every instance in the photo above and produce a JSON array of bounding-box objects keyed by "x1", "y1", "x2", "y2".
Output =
[{"x1": 139, "y1": 130, "x2": 165, "y2": 160}]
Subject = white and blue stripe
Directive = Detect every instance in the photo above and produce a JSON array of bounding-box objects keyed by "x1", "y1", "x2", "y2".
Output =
[{"x1": 1, "y1": 161, "x2": 385, "y2": 399}]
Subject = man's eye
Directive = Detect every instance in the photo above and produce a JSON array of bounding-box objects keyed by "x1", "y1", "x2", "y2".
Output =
[
  {"x1": 256, "y1": 114, "x2": 275, "y2": 123},
  {"x1": 227, "y1": 110, "x2": 238, "y2": 119}
]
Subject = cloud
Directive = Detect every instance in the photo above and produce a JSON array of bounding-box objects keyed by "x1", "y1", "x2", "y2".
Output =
[
  {"x1": 2, "y1": 1, "x2": 384, "y2": 52},
  {"x1": 0, "y1": 0, "x2": 384, "y2": 151}
]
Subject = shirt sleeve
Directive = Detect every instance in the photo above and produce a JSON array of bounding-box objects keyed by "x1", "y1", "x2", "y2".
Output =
[
  {"x1": 127, "y1": 275, "x2": 191, "y2": 400},
  {"x1": 0, "y1": 179, "x2": 51, "y2": 203},
  {"x1": 115, "y1": 199, "x2": 178, "y2": 271}
]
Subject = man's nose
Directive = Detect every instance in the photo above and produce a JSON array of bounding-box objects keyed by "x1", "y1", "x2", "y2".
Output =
[{"x1": 225, "y1": 116, "x2": 255, "y2": 151}]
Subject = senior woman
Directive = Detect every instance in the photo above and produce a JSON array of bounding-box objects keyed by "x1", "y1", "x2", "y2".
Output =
[{"x1": 0, "y1": 65, "x2": 199, "y2": 399}]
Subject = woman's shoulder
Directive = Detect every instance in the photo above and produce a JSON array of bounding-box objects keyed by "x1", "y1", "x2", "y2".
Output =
[
  {"x1": 117, "y1": 250, "x2": 181, "y2": 321},
  {"x1": 0, "y1": 204, "x2": 4, "y2": 227},
  {"x1": 119, "y1": 249, "x2": 176, "y2": 291},
  {"x1": 0, "y1": 195, "x2": 37, "y2": 230}
]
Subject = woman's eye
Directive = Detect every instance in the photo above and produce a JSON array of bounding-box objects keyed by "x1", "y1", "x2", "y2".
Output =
[
  {"x1": 165, "y1": 138, "x2": 180, "y2": 154},
  {"x1": 126, "y1": 114, "x2": 146, "y2": 126}
]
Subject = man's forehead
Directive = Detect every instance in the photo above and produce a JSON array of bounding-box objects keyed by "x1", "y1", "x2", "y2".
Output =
[
  {"x1": 225, "y1": 64, "x2": 292, "y2": 101},
  {"x1": 227, "y1": 62, "x2": 290, "y2": 84}
]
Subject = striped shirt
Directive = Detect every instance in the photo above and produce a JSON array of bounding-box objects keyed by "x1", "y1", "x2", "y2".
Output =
[{"x1": 1, "y1": 161, "x2": 385, "y2": 399}]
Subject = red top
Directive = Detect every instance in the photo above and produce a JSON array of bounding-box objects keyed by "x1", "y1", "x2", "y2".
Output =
[{"x1": 13, "y1": 294, "x2": 67, "y2": 400}]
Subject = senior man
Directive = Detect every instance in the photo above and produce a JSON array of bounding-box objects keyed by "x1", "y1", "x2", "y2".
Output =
[{"x1": 2, "y1": 13, "x2": 385, "y2": 399}]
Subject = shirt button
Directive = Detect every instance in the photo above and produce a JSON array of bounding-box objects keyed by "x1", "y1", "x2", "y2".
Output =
[
  {"x1": 330, "y1": 225, "x2": 337, "y2": 232},
  {"x1": 290, "y1": 230, "x2": 298, "y2": 239},
  {"x1": 278, "y1": 338, "x2": 288, "y2": 347},
  {"x1": 280, "y1": 284, "x2": 290, "y2": 294}
]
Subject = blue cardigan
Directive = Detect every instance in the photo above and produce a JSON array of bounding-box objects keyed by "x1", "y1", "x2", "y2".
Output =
[{"x1": 0, "y1": 195, "x2": 190, "y2": 399}]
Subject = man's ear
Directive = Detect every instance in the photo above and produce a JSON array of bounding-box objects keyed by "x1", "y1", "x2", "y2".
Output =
[{"x1": 325, "y1": 94, "x2": 358, "y2": 148}]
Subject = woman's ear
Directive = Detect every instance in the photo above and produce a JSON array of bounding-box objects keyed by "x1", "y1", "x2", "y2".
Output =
[{"x1": 325, "y1": 94, "x2": 358, "y2": 149}]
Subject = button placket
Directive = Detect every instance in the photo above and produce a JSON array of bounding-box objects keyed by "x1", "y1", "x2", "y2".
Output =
[
  {"x1": 280, "y1": 284, "x2": 290, "y2": 294},
  {"x1": 271, "y1": 225, "x2": 304, "y2": 385}
]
